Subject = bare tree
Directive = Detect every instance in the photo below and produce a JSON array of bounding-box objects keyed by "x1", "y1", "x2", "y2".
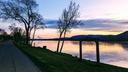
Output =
[
  {"x1": 29, "y1": 14, "x2": 45, "y2": 45},
  {"x1": 56, "y1": 1, "x2": 81, "y2": 53},
  {"x1": 0, "y1": 0, "x2": 44, "y2": 44}
]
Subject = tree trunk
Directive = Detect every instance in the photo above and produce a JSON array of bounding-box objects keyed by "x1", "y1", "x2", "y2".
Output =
[
  {"x1": 59, "y1": 30, "x2": 66, "y2": 53},
  {"x1": 31, "y1": 27, "x2": 36, "y2": 45},
  {"x1": 26, "y1": 28, "x2": 30, "y2": 45},
  {"x1": 56, "y1": 32, "x2": 63, "y2": 52}
]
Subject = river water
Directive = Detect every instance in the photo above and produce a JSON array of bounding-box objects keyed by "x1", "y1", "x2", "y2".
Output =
[{"x1": 33, "y1": 41, "x2": 128, "y2": 68}]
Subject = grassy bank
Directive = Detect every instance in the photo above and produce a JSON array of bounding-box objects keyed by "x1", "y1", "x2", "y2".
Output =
[{"x1": 16, "y1": 43, "x2": 128, "y2": 72}]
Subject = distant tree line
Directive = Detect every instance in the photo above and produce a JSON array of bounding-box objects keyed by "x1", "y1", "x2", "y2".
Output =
[{"x1": 0, "y1": 28, "x2": 10, "y2": 41}]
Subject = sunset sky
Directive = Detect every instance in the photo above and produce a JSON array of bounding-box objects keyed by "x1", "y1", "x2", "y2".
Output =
[
  {"x1": 37, "y1": 0, "x2": 128, "y2": 20},
  {"x1": 1, "y1": 0, "x2": 128, "y2": 37},
  {"x1": 36, "y1": 0, "x2": 128, "y2": 37}
]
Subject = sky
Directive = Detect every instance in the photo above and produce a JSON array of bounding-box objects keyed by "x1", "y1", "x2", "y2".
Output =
[
  {"x1": 1, "y1": 0, "x2": 128, "y2": 36},
  {"x1": 35, "y1": 0, "x2": 128, "y2": 36},
  {"x1": 37, "y1": 0, "x2": 128, "y2": 20}
]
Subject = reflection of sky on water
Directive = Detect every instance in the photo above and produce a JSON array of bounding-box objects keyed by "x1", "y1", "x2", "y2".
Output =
[{"x1": 34, "y1": 41, "x2": 128, "y2": 68}]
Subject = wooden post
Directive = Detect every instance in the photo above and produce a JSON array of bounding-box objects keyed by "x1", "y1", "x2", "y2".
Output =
[
  {"x1": 96, "y1": 41, "x2": 100, "y2": 63},
  {"x1": 79, "y1": 41, "x2": 82, "y2": 61}
]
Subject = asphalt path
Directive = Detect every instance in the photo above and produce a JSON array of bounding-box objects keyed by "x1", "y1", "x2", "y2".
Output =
[{"x1": 0, "y1": 41, "x2": 42, "y2": 72}]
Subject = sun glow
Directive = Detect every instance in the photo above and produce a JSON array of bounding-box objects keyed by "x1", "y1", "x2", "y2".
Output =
[{"x1": 34, "y1": 28, "x2": 121, "y2": 38}]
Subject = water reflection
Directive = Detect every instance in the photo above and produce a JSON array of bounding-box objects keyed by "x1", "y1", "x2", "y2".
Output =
[{"x1": 34, "y1": 41, "x2": 128, "y2": 68}]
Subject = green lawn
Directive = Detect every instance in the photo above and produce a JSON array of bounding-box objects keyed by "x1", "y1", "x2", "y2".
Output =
[{"x1": 17, "y1": 44, "x2": 128, "y2": 72}]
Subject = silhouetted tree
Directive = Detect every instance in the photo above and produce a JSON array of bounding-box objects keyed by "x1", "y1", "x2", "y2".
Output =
[
  {"x1": 0, "y1": 0, "x2": 44, "y2": 44},
  {"x1": 9, "y1": 24, "x2": 25, "y2": 42},
  {"x1": 30, "y1": 17, "x2": 45, "y2": 45},
  {"x1": 0, "y1": 28, "x2": 8, "y2": 40},
  {"x1": 57, "y1": 1, "x2": 81, "y2": 53}
]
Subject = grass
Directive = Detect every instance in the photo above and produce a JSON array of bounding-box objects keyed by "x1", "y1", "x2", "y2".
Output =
[{"x1": 16, "y1": 43, "x2": 128, "y2": 72}]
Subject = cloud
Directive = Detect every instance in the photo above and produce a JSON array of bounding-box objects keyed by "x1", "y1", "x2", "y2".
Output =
[{"x1": 45, "y1": 19, "x2": 128, "y2": 32}]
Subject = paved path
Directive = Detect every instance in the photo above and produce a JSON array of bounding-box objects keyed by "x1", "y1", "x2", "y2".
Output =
[{"x1": 0, "y1": 41, "x2": 42, "y2": 72}]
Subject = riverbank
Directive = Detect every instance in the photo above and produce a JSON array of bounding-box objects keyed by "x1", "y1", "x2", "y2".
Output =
[{"x1": 16, "y1": 43, "x2": 128, "y2": 72}]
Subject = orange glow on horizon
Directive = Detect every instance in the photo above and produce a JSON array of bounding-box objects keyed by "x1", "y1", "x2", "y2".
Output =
[{"x1": 34, "y1": 28, "x2": 121, "y2": 38}]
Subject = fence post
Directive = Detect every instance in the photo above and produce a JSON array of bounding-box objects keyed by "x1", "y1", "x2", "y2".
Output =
[
  {"x1": 96, "y1": 40, "x2": 100, "y2": 63},
  {"x1": 79, "y1": 41, "x2": 82, "y2": 61}
]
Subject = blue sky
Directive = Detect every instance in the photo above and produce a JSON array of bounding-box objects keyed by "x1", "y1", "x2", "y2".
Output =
[
  {"x1": 37, "y1": 0, "x2": 128, "y2": 20},
  {"x1": 34, "y1": 0, "x2": 128, "y2": 33},
  {"x1": 1, "y1": 0, "x2": 128, "y2": 34},
  {"x1": 37, "y1": 0, "x2": 71, "y2": 19}
]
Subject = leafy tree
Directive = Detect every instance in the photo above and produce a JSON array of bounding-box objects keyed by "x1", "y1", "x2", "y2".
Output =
[
  {"x1": 57, "y1": 1, "x2": 81, "y2": 53},
  {"x1": 0, "y1": 0, "x2": 44, "y2": 44}
]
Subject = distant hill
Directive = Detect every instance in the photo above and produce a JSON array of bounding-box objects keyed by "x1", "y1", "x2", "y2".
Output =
[
  {"x1": 71, "y1": 35, "x2": 104, "y2": 40},
  {"x1": 32, "y1": 31, "x2": 128, "y2": 41},
  {"x1": 71, "y1": 31, "x2": 128, "y2": 41},
  {"x1": 116, "y1": 31, "x2": 128, "y2": 40},
  {"x1": 117, "y1": 31, "x2": 128, "y2": 37}
]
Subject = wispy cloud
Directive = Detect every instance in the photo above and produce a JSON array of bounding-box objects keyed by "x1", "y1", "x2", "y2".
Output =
[{"x1": 45, "y1": 19, "x2": 128, "y2": 32}]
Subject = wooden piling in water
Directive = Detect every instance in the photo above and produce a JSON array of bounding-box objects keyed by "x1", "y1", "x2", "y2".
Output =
[
  {"x1": 96, "y1": 41, "x2": 100, "y2": 63},
  {"x1": 79, "y1": 41, "x2": 82, "y2": 61}
]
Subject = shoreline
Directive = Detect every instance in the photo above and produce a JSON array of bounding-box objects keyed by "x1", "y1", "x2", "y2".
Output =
[{"x1": 15, "y1": 43, "x2": 128, "y2": 72}]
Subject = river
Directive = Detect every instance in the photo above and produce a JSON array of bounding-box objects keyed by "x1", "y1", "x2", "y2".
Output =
[{"x1": 33, "y1": 41, "x2": 128, "y2": 68}]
